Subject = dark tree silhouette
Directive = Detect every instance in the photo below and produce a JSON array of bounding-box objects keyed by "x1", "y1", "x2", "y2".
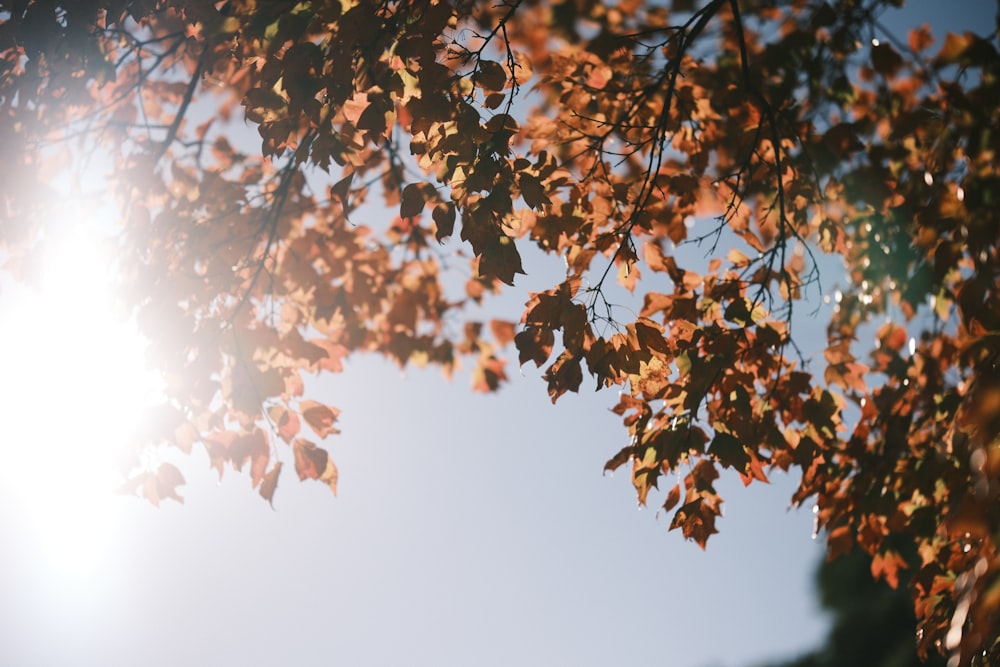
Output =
[{"x1": 756, "y1": 548, "x2": 951, "y2": 667}]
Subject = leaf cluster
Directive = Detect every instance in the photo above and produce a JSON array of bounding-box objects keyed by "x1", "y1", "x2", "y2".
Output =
[{"x1": 1, "y1": 0, "x2": 998, "y2": 659}]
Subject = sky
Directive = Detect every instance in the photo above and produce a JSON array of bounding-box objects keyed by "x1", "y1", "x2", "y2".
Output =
[{"x1": 0, "y1": 2, "x2": 995, "y2": 666}]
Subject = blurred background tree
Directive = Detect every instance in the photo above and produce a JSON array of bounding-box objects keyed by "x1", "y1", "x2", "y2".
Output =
[{"x1": 754, "y1": 548, "x2": 949, "y2": 667}]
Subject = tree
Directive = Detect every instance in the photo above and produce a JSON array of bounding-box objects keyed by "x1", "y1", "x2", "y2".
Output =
[
  {"x1": 0, "y1": 0, "x2": 997, "y2": 661},
  {"x1": 756, "y1": 547, "x2": 949, "y2": 667}
]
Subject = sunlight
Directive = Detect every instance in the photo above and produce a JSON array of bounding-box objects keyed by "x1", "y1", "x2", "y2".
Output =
[{"x1": 0, "y1": 224, "x2": 163, "y2": 578}]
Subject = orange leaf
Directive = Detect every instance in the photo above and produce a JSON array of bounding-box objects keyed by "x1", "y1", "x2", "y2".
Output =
[
  {"x1": 259, "y1": 462, "x2": 282, "y2": 508},
  {"x1": 292, "y1": 438, "x2": 328, "y2": 481},
  {"x1": 871, "y1": 550, "x2": 907, "y2": 589},
  {"x1": 292, "y1": 439, "x2": 338, "y2": 496},
  {"x1": 490, "y1": 319, "x2": 517, "y2": 347},
  {"x1": 268, "y1": 405, "x2": 302, "y2": 444},
  {"x1": 300, "y1": 400, "x2": 340, "y2": 439},
  {"x1": 662, "y1": 484, "x2": 681, "y2": 513}
]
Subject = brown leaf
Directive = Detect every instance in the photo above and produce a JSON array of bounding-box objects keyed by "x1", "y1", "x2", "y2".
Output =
[
  {"x1": 472, "y1": 354, "x2": 507, "y2": 392},
  {"x1": 478, "y1": 234, "x2": 525, "y2": 286},
  {"x1": 632, "y1": 319, "x2": 671, "y2": 358},
  {"x1": 203, "y1": 430, "x2": 238, "y2": 478},
  {"x1": 300, "y1": 400, "x2": 340, "y2": 439},
  {"x1": 515, "y1": 326, "x2": 555, "y2": 367},
  {"x1": 432, "y1": 202, "x2": 456, "y2": 241},
  {"x1": 268, "y1": 405, "x2": 301, "y2": 444},
  {"x1": 871, "y1": 550, "x2": 907, "y2": 589},
  {"x1": 490, "y1": 319, "x2": 517, "y2": 347},
  {"x1": 709, "y1": 431, "x2": 750, "y2": 470},
  {"x1": 519, "y1": 173, "x2": 547, "y2": 209},
  {"x1": 662, "y1": 484, "x2": 681, "y2": 513},
  {"x1": 400, "y1": 182, "x2": 426, "y2": 218},
  {"x1": 153, "y1": 463, "x2": 185, "y2": 505},
  {"x1": 871, "y1": 43, "x2": 903, "y2": 76},
  {"x1": 669, "y1": 498, "x2": 720, "y2": 549},
  {"x1": 476, "y1": 60, "x2": 507, "y2": 91},
  {"x1": 292, "y1": 438, "x2": 328, "y2": 481},
  {"x1": 259, "y1": 462, "x2": 282, "y2": 508},
  {"x1": 632, "y1": 444, "x2": 660, "y2": 506},
  {"x1": 320, "y1": 458, "x2": 339, "y2": 496},
  {"x1": 544, "y1": 351, "x2": 583, "y2": 403},
  {"x1": 230, "y1": 429, "x2": 269, "y2": 473}
]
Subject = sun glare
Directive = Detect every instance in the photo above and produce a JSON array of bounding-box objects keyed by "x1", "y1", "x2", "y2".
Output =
[{"x1": 0, "y1": 225, "x2": 163, "y2": 577}]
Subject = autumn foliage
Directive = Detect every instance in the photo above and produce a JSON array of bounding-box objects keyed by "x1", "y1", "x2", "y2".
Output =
[{"x1": 1, "y1": 0, "x2": 998, "y2": 661}]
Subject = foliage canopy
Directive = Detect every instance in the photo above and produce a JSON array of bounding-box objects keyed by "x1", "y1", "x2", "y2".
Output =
[{"x1": 1, "y1": 0, "x2": 998, "y2": 660}]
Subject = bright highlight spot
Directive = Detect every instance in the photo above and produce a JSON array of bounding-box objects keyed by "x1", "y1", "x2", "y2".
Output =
[{"x1": 0, "y1": 225, "x2": 162, "y2": 577}]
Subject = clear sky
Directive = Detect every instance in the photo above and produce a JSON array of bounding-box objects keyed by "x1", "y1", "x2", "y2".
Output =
[{"x1": 0, "y1": 2, "x2": 994, "y2": 666}]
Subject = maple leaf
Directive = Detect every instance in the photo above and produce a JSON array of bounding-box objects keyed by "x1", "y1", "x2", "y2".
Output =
[
  {"x1": 259, "y1": 462, "x2": 282, "y2": 508},
  {"x1": 871, "y1": 549, "x2": 908, "y2": 590},
  {"x1": 268, "y1": 405, "x2": 302, "y2": 444},
  {"x1": 476, "y1": 60, "x2": 507, "y2": 91},
  {"x1": 149, "y1": 463, "x2": 185, "y2": 506},
  {"x1": 669, "y1": 498, "x2": 720, "y2": 549},
  {"x1": 489, "y1": 319, "x2": 517, "y2": 347},
  {"x1": 478, "y1": 234, "x2": 525, "y2": 286},
  {"x1": 662, "y1": 484, "x2": 681, "y2": 513},
  {"x1": 230, "y1": 429, "x2": 269, "y2": 479},
  {"x1": 708, "y1": 431, "x2": 750, "y2": 471},
  {"x1": 292, "y1": 439, "x2": 338, "y2": 496},
  {"x1": 300, "y1": 400, "x2": 341, "y2": 439},
  {"x1": 400, "y1": 182, "x2": 427, "y2": 218},
  {"x1": 632, "y1": 444, "x2": 660, "y2": 506},
  {"x1": 472, "y1": 353, "x2": 508, "y2": 392}
]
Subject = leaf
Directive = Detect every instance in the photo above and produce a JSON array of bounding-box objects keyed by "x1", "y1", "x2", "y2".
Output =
[
  {"x1": 871, "y1": 550, "x2": 907, "y2": 589},
  {"x1": 544, "y1": 351, "x2": 583, "y2": 403},
  {"x1": 259, "y1": 462, "x2": 282, "y2": 508},
  {"x1": 292, "y1": 439, "x2": 329, "y2": 481},
  {"x1": 515, "y1": 326, "x2": 555, "y2": 367},
  {"x1": 936, "y1": 32, "x2": 973, "y2": 65},
  {"x1": 153, "y1": 463, "x2": 185, "y2": 506},
  {"x1": 632, "y1": 443, "x2": 660, "y2": 506},
  {"x1": 476, "y1": 60, "x2": 507, "y2": 91},
  {"x1": 243, "y1": 87, "x2": 287, "y2": 124},
  {"x1": 632, "y1": 319, "x2": 671, "y2": 358},
  {"x1": 329, "y1": 172, "x2": 353, "y2": 204},
  {"x1": 669, "y1": 498, "x2": 720, "y2": 549},
  {"x1": 519, "y1": 173, "x2": 547, "y2": 209},
  {"x1": 737, "y1": 450, "x2": 769, "y2": 487},
  {"x1": 662, "y1": 484, "x2": 681, "y2": 513},
  {"x1": 490, "y1": 319, "x2": 517, "y2": 347},
  {"x1": 300, "y1": 400, "x2": 340, "y2": 439},
  {"x1": 472, "y1": 354, "x2": 507, "y2": 392},
  {"x1": 320, "y1": 458, "x2": 339, "y2": 496},
  {"x1": 871, "y1": 43, "x2": 903, "y2": 76},
  {"x1": 400, "y1": 182, "x2": 426, "y2": 218},
  {"x1": 229, "y1": 429, "x2": 269, "y2": 483},
  {"x1": 824, "y1": 361, "x2": 869, "y2": 394},
  {"x1": 726, "y1": 248, "x2": 751, "y2": 267},
  {"x1": 604, "y1": 445, "x2": 633, "y2": 475},
  {"x1": 432, "y1": 202, "x2": 456, "y2": 241},
  {"x1": 203, "y1": 430, "x2": 238, "y2": 478},
  {"x1": 291, "y1": 440, "x2": 338, "y2": 496},
  {"x1": 708, "y1": 431, "x2": 750, "y2": 470},
  {"x1": 478, "y1": 234, "x2": 524, "y2": 286},
  {"x1": 644, "y1": 241, "x2": 671, "y2": 273}
]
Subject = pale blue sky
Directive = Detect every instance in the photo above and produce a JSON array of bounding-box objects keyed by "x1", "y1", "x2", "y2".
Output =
[{"x1": 0, "y1": 2, "x2": 994, "y2": 666}]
